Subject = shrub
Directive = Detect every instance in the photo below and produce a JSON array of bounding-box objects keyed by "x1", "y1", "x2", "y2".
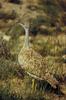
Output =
[{"x1": 0, "y1": 38, "x2": 11, "y2": 59}]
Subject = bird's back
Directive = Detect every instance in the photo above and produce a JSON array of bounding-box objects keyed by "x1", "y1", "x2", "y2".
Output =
[
  {"x1": 18, "y1": 47, "x2": 58, "y2": 88},
  {"x1": 18, "y1": 47, "x2": 46, "y2": 76}
]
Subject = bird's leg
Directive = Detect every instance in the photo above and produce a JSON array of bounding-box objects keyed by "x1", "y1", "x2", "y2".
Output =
[
  {"x1": 32, "y1": 79, "x2": 35, "y2": 92},
  {"x1": 31, "y1": 79, "x2": 37, "y2": 93},
  {"x1": 34, "y1": 80, "x2": 37, "y2": 92}
]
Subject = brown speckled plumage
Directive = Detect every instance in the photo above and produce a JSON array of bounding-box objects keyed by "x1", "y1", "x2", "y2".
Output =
[{"x1": 18, "y1": 47, "x2": 58, "y2": 88}]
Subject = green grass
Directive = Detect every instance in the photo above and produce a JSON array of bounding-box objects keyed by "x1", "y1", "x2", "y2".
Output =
[{"x1": 0, "y1": 30, "x2": 66, "y2": 99}]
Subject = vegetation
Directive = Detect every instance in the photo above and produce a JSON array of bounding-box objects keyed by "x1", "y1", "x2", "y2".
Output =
[{"x1": 0, "y1": 0, "x2": 66, "y2": 100}]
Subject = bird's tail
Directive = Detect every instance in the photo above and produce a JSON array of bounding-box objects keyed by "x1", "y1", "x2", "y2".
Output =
[{"x1": 44, "y1": 73, "x2": 59, "y2": 88}]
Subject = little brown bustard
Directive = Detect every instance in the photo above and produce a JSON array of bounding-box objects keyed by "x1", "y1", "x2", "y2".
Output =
[{"x1": 18, "y1": 23, "x2": 58, "y2": 91}]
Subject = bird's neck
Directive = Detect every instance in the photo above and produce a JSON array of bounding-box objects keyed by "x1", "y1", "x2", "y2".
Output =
[{"x1": 23, "y1": 27, "x2": 29, "y2": 49}]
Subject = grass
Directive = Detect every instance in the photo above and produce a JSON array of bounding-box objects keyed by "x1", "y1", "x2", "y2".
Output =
[
  {"x1": 0, "y1": 28, "x2": 66, "y2": 99},
  {"x1": 0, "y1": 0, "x2": 66, "y2": 99}
]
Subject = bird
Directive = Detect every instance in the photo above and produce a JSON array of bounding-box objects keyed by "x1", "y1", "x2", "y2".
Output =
[{"x1": 18, "y1": 23, "x2": 58, "y2": 92}]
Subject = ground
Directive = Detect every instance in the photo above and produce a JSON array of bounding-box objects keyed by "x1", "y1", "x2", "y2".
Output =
[
  {"x1": 0, "y1": 31, "x2": 66, "y2": 100},
  {"x1": 0, "y1": 0, "x2": 66, "y2": 100}
]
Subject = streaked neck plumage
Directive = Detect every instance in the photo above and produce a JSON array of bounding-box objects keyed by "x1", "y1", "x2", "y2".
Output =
[
  {"x1": 23, "y1": 27, "x2": 29, "y2": 49},
  {"x1": 19, "y1": 23, "x2": 30, "y2": 49}
]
